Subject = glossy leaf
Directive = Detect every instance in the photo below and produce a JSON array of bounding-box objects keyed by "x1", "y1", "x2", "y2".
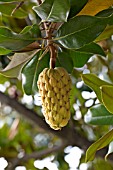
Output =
[
  {"x1": 78, "y1": 0, "x2": 113, "y2": 16},
  {"x1": 85, "y1": 129, "x2": 113, "y2": 162},
  {"x1": 0, "y1": 50, "x2": 39, "y2": 78},
  {"x1": 72, "y1": 43, "x2": 105, "y2": 66},
  {"x1": 85, "y1": 104, "x2": 113, "y2": 125},
  {"x1": 72, "y1": 52, "x2": 91, "y2": 68},
  {"x1": 20, "y1": 26, "x2": 32, "y2": 34},
  {"x1": 33, "y1": 0, "x2": 70, "y2": 22},
  {"x1": 96, "y1": 8, "x2": 113, "y2": 25},
  {"x1": 101, "y1": 85, "x2": 113, "y2": 114},
  {"x1": 81, "y1": 74, "x2": 111, "y2": 102},
  {"x1": 58, "y1": 50, "x2": 73, "y2": 73},
  {"x1": 22, "y1": 52, "x2": 50, "y2": 95},
  {"x1": 96, "y1": 8, "x2": 113, "y2": 18},
  {"x1": 20, "y1": 24, "x2": 41, "y2": 38},
  {"x1": 0, "y1": 27, "x2": 36, "y2": 51},
  {"x1": 0, "y1": 47, "x2": 12, "y2": 55},
  {"x1": 76, "y1": 42, "x2": 105, "y2": 56},
  {"x1": 59, "y1": 43, "x2": 105, "y2": 68},
  {"x1": 60, "y1": 49, "x2": 91, "y2": 68},
  {"x1": 22, "y1": 54, "x2": 39, "y2": 95},
  {"x1": 69, "y1": 0, "x2": 88, "y2": 18},
  {"x1": 0, "y1": 3, "x2": 27, "y2": 19},
  {"x1": 56, "y1": 16, "x2": 108, "y2": 49}
]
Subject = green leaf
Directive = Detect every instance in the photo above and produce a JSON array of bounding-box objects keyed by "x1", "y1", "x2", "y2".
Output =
[
  {"x1": 85, "y1": 104, "x2": 113, "y2": 125},
  {"x1": 96, "y1": 8, "x2": 113, "y2": 25},
  {"x1": 33, "y1": 0, "x2": 70, "y2": 22},
  {"x1": 69, "y1": 0, "x2": 88, "y2": 18},
  {"x1": 72, "y1": 53, "x2": 91, "y2": 67},
  {"x1": 101, "y1": 85, "x2": 113, "y2": 114},
  {"x1": 56, "y1": 15, "x2": 109, "y2": 49},
  {"x1": 0, "y1": 50, "x2": 39, "y2": 78},
  {"x1": 88, "y1": 9, "x2": 113, "y2": 42},
  {"x1": 95, "y1": 25, "x2": 113, "y2": 42},
  {"x1": 20, "y1": 24, "x2": 41, "y2": 38},
  {"x1": 22, "y1": 54, "x2": 39, "y2": 95},
  {"x1": 0, "y1": 46, "x2": 12, "y2": 55},
  {"x1": 0, "y1": 3, "x2": 27, "y2": 19},
  {"x1": 58, "y1": 42, "x2": 105, "y2": 69},
  {"x1": 0, "y1": 27, "x2": 36, "y2": 51},
  {"x1": 85, "y1": 129, "x2": 113, "y2": 162},
  {"x1": 58, "y1": 50, "x2": 73, "y2": 73},
  {"x1": 71, "y1": 42, "x2": 105, "y2": 67},
  {"x1": 96, "y1": 8, "x2": 113, "y2": 18},
  {"x1": 22, "y1": 52, "x2": 50, "y2": 95},
  {"x1": 81, "y1": 74, "x2": 111, "y2": 102},
  {"x1": 58, "y1": 48, "x2": 89, "y2": 69},
  {"x1": 20, "y1": 26, "x2": 32, "y2": 34},
  {"x1": 0, "y1": 74, "x2": 10, "y2": 84},
  {"x1": 76, "y1": 42, "x2": 105, "y2": 57}
]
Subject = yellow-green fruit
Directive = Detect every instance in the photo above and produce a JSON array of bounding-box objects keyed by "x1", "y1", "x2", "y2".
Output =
[{"x1": 37, "y1": 67, "x2": 71, "y2": 130}]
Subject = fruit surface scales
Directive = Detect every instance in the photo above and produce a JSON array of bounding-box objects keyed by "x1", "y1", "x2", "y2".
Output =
[{"x1": 37, "y1": 67, "x2": 71, "y2": 130}]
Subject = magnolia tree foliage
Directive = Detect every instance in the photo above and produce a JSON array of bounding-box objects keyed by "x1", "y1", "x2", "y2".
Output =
[{"x1": 0, "y1": 0, "x2": 113, "y2": 169}]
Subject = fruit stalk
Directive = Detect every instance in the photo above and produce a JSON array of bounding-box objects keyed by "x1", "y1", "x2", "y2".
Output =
[{"x1": 49, "y1": 44, "x2": 57, "y2": 69}]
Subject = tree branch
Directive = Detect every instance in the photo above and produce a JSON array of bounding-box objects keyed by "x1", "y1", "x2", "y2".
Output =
[
  {"x1": 0, "y1": 92, "x2": 110, "y2": 170},
  {"x1": 6, "y1": 144, "x2": 65, "y2": 170},
  {"x1": 0, "y1": 92, "x2": 91, "y2": 148},
  {"x1": 11, "y1": 1, "x2": 24, "y2": 16},
  {"x1": 0, "y1": 91, "x2": 108, "y2": 160}
]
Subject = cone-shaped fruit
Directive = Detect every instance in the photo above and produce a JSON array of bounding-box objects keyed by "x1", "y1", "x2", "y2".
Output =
[{"x1": 37, "y1": 67, "x2": 71, "y2": 130}]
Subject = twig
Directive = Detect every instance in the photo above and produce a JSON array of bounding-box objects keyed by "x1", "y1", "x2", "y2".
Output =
[
  {"x1": 6, "y1": 144, "x2": 65, "y2": 170},
  {"x1": 38, "y1": 47, "x2": 49, "y2": 60},
  {"x1": 11, "y1": 1, "x2": 24, "y2": 16},
  {"x1": 49, "y1": 44, "x2": 57, "y2": 69}
]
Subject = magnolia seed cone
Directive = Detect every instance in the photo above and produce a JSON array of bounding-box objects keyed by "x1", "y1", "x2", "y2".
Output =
[{"x1": 37, "y1": 67, "x2": 71, "y2": 130}]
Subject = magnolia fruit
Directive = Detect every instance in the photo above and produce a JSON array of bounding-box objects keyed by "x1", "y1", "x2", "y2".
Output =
[{"x1": 37, "y1": 67, "x2": 71, "y2": 130}]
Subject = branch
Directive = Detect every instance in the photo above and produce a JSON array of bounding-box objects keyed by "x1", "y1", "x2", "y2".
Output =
[
  {"x1": 6, "y1": 144, "x2": 64, "y2": 170},
  {"x1": 0, "y1": 92, "x2": 109, "y2": 163},
  {"x1": 0, "y1": 92, "x2": 91, "y2": 148},
  {"x1": 11, "y1": 1, "x2": 24, "y2": 16},
  {"x1": 0, "y1": 92, "x2": 52, "y2": 133}
]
